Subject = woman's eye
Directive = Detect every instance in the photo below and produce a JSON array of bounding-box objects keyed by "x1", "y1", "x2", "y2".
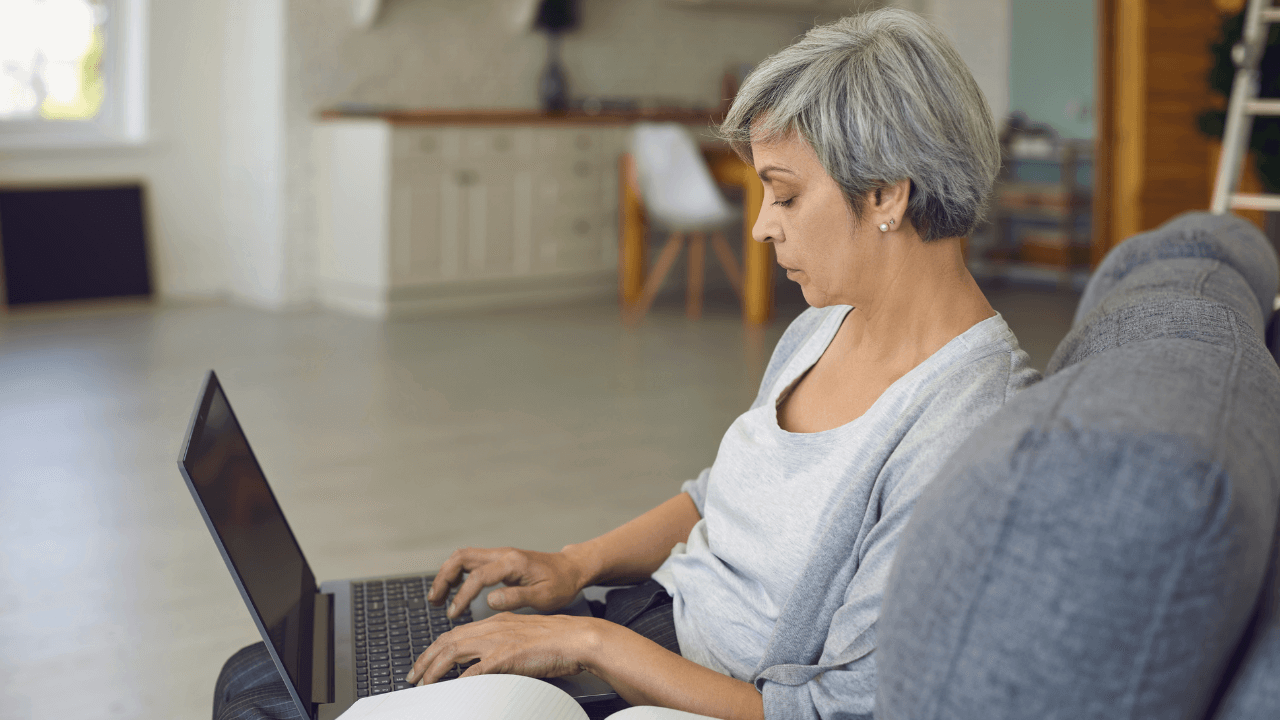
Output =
[{"x1": 773, "y1": 197, "x2": 795, "y2": 208}]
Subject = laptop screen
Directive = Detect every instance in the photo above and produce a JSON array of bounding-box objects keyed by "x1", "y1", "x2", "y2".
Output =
[{"x1": 180, "y1": 372, "x2": 316, "y2": 702}]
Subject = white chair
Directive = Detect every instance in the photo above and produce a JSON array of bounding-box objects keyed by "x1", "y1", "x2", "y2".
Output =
[{"x1": 626, "y1": 122, "x2": 743, "y2": 321}]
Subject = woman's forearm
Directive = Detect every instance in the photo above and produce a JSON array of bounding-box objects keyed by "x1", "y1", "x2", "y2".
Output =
[
  {"x1": 563, "y1": 492, "x2": 701, "y2": 587},
  {"x1": 583, "y1": 619, "x2": 765, "y2": 720}
]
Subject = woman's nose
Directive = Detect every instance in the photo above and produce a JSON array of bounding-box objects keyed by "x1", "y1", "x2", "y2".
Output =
[{"x1": 752, "y1": 203, "x2": 777, "y2": 244}]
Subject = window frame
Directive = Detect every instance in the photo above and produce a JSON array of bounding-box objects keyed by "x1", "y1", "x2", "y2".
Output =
[{"x1": 0, "y1": 0, "x2": 149, "y2": 150}]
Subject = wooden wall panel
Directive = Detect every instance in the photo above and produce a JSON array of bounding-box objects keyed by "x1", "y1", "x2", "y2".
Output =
[
  {"x1": 1097, "y1": 0, "x2": 1223, "y2": 262},
  {"x1": 1141, "y1": 0, "x2": 1218, "y2": 232},
  {"x1": 1095, "y1": 0, "x2": 1116, "y2": 266}
]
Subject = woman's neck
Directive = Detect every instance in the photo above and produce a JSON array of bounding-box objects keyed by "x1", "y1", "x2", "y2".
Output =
[{"x1": 832, "y1": 235, "x2": 995, "y2": 370}]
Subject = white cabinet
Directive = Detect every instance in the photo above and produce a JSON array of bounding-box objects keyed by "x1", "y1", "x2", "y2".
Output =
[{"x1": 315, "y1": 119, "x2": 625, "y2": 317}]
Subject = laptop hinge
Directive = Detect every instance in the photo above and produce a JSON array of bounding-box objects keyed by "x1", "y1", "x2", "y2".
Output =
[{"x1": 312, "y1": 592, "x2": 335, "y2": 705}]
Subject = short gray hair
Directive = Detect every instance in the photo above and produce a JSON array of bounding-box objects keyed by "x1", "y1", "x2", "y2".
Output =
[{"x1": 719, "y1": 8, "x2": 1000, "y2": 242}]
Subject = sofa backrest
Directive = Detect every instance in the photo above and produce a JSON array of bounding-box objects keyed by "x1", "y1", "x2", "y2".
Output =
[
  {"x1": 875, "y1": 212, "x2": 1280, "y2": 720},
  {"x1": 1268, "y1": 303, "x2": 1280, "y2": 363}
]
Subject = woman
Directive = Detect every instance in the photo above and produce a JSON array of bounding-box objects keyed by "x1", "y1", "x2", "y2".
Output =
[{"x1": 216, "y1": 8, "x2": 1038, "y2": 720}]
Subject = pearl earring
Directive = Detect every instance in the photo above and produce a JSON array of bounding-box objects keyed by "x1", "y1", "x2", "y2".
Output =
[{"x1": 879, "y1": 218, "x2": 895, "y2": 233}]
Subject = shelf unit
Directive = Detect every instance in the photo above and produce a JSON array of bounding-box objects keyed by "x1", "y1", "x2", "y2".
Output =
[{"x1": 970, "y1": 138, "x2": 1094, "y2": 290}]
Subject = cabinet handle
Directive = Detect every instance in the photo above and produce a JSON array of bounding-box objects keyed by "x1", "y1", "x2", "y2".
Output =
[
  {"x1": 573, "y1": 160, "x2": 591, "y2": 178},
  {"x1": 456, "y1": 169, "x2": 478, "y2": 186},
  {"x1": 574, "y1": 218, "x2": 591, "y2": 235}
]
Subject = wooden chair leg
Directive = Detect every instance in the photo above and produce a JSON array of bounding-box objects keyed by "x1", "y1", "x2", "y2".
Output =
[
  {"x1": 618, "y1": 153, "x2": 647, "y2": 306},
  {"x1": 686, "y1": 232, "x2": 706, "y2": 319},
  {"x1": 625, "y1": 232, "x2": 684, "y2": 324},
  {"x1": 709, "y1": 231, "x2": 743, "y2": 301}
]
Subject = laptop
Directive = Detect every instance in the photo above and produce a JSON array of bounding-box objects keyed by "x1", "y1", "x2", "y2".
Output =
[{"x1": 177, "y1": 370, "x2": 618, "y2": 719}]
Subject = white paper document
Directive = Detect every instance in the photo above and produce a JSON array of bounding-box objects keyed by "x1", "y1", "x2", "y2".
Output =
[{"x1": 335, "y1": 674, "x2": 718, "y2": 720}]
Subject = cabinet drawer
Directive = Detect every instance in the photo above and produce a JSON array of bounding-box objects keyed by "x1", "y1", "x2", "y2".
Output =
[{"x1": 392, "y1": 128, "x2": 454, "y2": 160}]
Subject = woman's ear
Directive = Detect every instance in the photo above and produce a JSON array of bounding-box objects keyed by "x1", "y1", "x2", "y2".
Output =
[
  {"x1": 875, "y1": 178, "x2": 911, "y2": 217},
  {"x1": 868, "y1": 179, "x2": 912, "y2": 234}
]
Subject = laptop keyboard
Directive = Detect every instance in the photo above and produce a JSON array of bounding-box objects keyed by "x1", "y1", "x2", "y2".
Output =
[{"x1": 353, "y1": 576, "x2": 474, "y2": 697}]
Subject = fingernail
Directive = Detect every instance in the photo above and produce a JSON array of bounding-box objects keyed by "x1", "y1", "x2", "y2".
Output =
[
  {"x1": 490, "y1": 591, "x2": 503, "y2": 607},
  {"x1": 404, "y1": 671, "x2": 414, "y2": 682},
  {"x1": 447, "y1": 602, "x2": 456, "y2": 615}
]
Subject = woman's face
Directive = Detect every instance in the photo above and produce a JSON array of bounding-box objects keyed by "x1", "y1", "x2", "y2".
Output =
[{"x1": 750, "y1": 132, "x2": 888, "y2": 308}]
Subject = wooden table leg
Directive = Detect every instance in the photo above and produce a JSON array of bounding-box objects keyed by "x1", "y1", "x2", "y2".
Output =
[
  {"x1": 618, "y1": 153, "x2": 647, "y2": 308},
  {"x1": 687, "y1": 232, "x2": 705, "y2": 319},
  {"x1": 705, "y1": 148, "x2": 774, "y2": 325},
  {"x1": 739, "y1": 169, "x2": 773, "y2": 325}
]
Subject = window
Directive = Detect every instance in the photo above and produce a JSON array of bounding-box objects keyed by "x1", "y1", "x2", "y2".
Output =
[{"x1": 0, "y1": 0, "x2": 147, "y2": 148}]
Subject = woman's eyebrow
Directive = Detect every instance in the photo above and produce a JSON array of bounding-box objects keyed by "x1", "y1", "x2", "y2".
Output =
[{"x1": 757, "y1": 165, "x2": 799, "y2": 182}]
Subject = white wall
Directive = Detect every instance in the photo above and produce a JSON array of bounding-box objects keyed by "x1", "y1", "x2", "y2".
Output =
[
  {"x1": 1009, "y1": 0, "x2": 1093, "y2": 138},
  {"x1": 222, "y1": 0, "x2": 289, "y2": 308},
  {"x1": 892, "y1": 0, "x2": 1011, "y2": 124},
  {"x1": 0, "y1": 0, "x2": 230, "y2": 300}
]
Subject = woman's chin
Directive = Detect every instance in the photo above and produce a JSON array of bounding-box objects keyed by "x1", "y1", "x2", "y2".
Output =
[{"x1": 798, "y1": 284, "x2": 829, "y2": 308}]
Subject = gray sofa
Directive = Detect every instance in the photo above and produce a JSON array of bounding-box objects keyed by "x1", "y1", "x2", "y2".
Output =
[{"x1": 876, "y1": 212, "x2": 1280, "y2": 720}]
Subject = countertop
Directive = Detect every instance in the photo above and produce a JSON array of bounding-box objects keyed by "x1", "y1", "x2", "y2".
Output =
[{"x1": 317, "y1": 107, "x2": 724, "y2": 127}]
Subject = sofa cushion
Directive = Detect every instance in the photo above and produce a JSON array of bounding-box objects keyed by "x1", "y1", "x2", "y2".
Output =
[
  {"x1": 1069, "y1": 212, "x2": 1277, "y2": 339},
  {"x1": 875, "y1": 213, "x2": 1280, "y2": 720}
]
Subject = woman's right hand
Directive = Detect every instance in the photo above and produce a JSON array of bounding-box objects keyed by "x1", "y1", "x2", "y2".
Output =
[{"x1": 427, "y1": 546, "x2": 595, "y2": 619}]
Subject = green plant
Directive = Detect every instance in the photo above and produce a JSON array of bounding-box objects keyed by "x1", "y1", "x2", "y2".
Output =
[{"x1": 1199, "y1": 9, "x2": 1280, "y2": 192}]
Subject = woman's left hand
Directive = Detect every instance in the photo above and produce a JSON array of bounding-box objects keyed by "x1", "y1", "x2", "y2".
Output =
[{"x1": 405, "y1": 613, "x2": 603, "y2": 686}]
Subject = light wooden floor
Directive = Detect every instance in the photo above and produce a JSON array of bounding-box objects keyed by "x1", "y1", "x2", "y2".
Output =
[{"x1": 0, "y1": 288, "x2": 1075, "y2": 720}]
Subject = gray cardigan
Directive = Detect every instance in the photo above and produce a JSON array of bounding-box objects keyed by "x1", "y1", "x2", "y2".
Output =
[{"x1": 671, "y1": 305, "x2": 1040, "y2": 720}]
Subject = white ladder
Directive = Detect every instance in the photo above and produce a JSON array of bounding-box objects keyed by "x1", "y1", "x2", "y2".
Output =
[{"x1": 1211, "y1": 0, "x2": 1280, "y2": 213}]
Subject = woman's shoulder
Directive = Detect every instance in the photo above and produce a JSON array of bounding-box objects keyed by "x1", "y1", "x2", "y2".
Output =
[
  {"x1": 941, "y1": 313, "x2": 1041, "y2": 398},
  {"x1": 897, "y1": 313, "x2": 1041, "y2": 446},
  {"x1": 873, "y1": 315, "x2": 1040, "y2": 505}
]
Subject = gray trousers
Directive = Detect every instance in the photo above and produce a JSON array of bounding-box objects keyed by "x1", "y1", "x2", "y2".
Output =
[{"x1": 213, "y1": 580, "x2": 679, "y2": 720}]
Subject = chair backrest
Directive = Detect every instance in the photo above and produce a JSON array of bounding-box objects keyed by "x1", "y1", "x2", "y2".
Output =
[
  {"x1": 876, "y1": 212, "x2": 1280, "y2": 720},
  {"x1": 630, "y1": 123, "x2": 736, "y2": 231}
]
